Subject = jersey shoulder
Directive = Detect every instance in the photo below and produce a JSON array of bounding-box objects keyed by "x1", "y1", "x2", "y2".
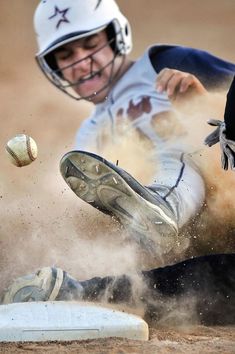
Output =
[{"x1": 149, "y1": 44, "x2": 235, "y2": 89}]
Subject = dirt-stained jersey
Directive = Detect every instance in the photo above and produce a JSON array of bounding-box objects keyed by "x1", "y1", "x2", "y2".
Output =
[
  {"x1": 75, "y1": 44, "x2": 235, "y2": 151},
  {"x1": 74, "y1": 45, "x2": 235, "y2": 227},
  {"x1": 75, "y1": 47, "x2": 173, "y2": 151}
]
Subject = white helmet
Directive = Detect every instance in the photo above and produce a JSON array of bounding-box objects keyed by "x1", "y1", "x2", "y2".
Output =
[
  {"x1": 34, "y1": 0, "x2": 132, "y2": 56},
  {"x1": 34, "y1": 0, "x2": 132, "y2": 100}
]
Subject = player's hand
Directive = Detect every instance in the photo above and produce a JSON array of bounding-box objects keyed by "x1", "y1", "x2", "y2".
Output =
[
  {"x1": 204, "y1": 119, "x2": 235, "y2": 170},
  {"x1": 156, "y1": 68, "x2": 207, "y2": 101}
]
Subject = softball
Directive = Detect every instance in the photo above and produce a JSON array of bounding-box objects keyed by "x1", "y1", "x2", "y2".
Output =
[{"x1": 5, "y1": 134, "x2": 38, "y2": 167}]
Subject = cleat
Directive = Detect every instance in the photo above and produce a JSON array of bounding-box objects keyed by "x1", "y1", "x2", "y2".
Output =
[
  {"x1": 60, "y1": 151, "x2": 178, "y2": 255},
  {"x1": 1, "y1": 267, "x2": 84, "y2": 304}
]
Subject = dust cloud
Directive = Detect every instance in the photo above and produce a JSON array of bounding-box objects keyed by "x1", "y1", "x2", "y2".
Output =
[
  {"x1": 96, "y1": 89, "x2": 235, "y2": 260},
  {"x1": 174, "y1": 92, "x2": 235, "y2": 256}
]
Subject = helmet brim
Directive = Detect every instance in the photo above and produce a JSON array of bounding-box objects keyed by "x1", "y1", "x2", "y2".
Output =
[{"x1": 36, "y1": 24, "x2": 107, "y2": 57}]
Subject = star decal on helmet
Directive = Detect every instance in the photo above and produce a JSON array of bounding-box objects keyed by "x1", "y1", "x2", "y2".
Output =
[{"x1": 48, "y1": 6, "x2": 70, "y2": 29}]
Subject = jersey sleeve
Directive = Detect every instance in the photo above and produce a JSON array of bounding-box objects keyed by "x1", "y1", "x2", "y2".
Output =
[{"x1": 150, "y1": 45, "x2": 235, "y2": 90}]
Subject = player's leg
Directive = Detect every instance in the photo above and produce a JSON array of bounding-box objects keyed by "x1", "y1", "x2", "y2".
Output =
[
  {"x1": 60, "y1": 149, "x2": 204, "y2": 256},
  {"x1": 2, "y1": 254, "x2": 234, "y2": 325},
  {"x1": 141, "y1": 253, "x2": 235, "y2": 325},
  {"x1": 60, "y1": 150, "x2": 179, "y2": 257},
  {"x1": 149, "y1": 148, "x2": 205, "y2": 228},
  {"x1": 80, "y1": 253, "x2": 235, "y2": 325},
  {"x1": 0, "y1": 266, "x2": 133, "y2": 305}
]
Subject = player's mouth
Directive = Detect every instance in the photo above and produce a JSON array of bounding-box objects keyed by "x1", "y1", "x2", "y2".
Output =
[
  {"x1": 74, "y1": 70, "x2": 105, "y2": 95},
  {"x1": 78, "y1": 71, "x2": 102, "y2": 84}
]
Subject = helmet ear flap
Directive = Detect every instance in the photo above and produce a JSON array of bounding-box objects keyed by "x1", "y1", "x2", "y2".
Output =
[{"x1": 111, "y1": 18, "x2": 132, "y2": 55}]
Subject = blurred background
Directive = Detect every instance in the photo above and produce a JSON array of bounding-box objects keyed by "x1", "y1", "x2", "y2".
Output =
[{"x1": 0, "y1": 0, "x2": 235, "y2": 293}]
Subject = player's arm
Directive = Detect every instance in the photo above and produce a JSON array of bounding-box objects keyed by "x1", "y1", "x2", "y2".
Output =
[{"x1": 151, "y1": 45, "x2": 235, "y2": 91}]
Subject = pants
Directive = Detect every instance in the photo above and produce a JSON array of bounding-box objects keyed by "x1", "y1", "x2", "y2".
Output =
[
  {"x1": 3, "y1": 254, "x2": 234, "y2": 326},
  {"x1": 150, "y1": 148, "x2": 205, "y2": 227},
  {"x1": 76, "y1": 253, "x2": 235, "y2": 325}
]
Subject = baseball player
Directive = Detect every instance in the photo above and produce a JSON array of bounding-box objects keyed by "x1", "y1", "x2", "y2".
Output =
[
  {"x1": 205, "y1": 76, "x2": 235, "y2": 170},
  {"x1": 1, "y1": 1, "x2": 235, "y2": 322},
  {"x1": 1, "y1": 253, "x2": 235, "y2": 325},
  {"x1": 33, "y1": 0, "x2": 235, "y2": 258}
]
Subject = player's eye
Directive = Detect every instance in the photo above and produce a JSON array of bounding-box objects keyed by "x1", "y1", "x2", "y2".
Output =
[
  {"x1": 54, "y1": 49, "x2": 72, "y2": 61},
  {"x1": 84, "y1": 43, "x2": 98, "y2": 50},
  {"x1": 58, "y1": 52, "x2": 72, "y2": 61},
  {"x1": 84, "y1": 36, "x2": 99, "y2": 50}
]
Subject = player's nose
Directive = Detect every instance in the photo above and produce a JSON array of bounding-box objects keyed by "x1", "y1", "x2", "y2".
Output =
[{"x1": 72, "y1": 48, "x2": 91, "y2": 71}]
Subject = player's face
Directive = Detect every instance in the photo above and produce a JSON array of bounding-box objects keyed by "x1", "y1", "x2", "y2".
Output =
[{"x1": 53, "y1": 30, "x2": 122, "y2": 103}]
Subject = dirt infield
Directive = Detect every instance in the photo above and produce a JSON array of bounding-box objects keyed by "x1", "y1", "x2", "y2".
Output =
[
  {"x1": 0, "y1": 326, "x2": 234, "y2": 353},
  {"x1": 0, "y1": 0, "x2": 235, "y2": 352}
]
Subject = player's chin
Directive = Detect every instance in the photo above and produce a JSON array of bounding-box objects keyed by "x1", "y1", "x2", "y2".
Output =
[
  {"x1": 76, "y1": 76, "x2": 108, "y2": 101},
  {"x1": 77, "y1": 86, "x2": 108, "y2": 103}
]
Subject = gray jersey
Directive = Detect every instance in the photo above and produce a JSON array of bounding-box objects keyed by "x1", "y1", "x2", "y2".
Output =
[
  {"x1": 75, "y1": 47, "x2": 205, "y2": 227},
  {"x1": 75, "y1": 47, "x2": 172, "y2": 151}
]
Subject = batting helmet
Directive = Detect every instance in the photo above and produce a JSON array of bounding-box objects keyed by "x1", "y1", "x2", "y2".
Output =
[
  {"x1": 33, "y1": 0, "x2": 132, "y2": 100},
  {"x1": 34, "y1": 0, "x2": 132, "y2": 57}
]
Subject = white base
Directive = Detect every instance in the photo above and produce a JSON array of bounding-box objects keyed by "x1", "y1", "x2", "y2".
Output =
[{"x1": 0, "y1": 301, "x2": 149, "y2": 342}]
